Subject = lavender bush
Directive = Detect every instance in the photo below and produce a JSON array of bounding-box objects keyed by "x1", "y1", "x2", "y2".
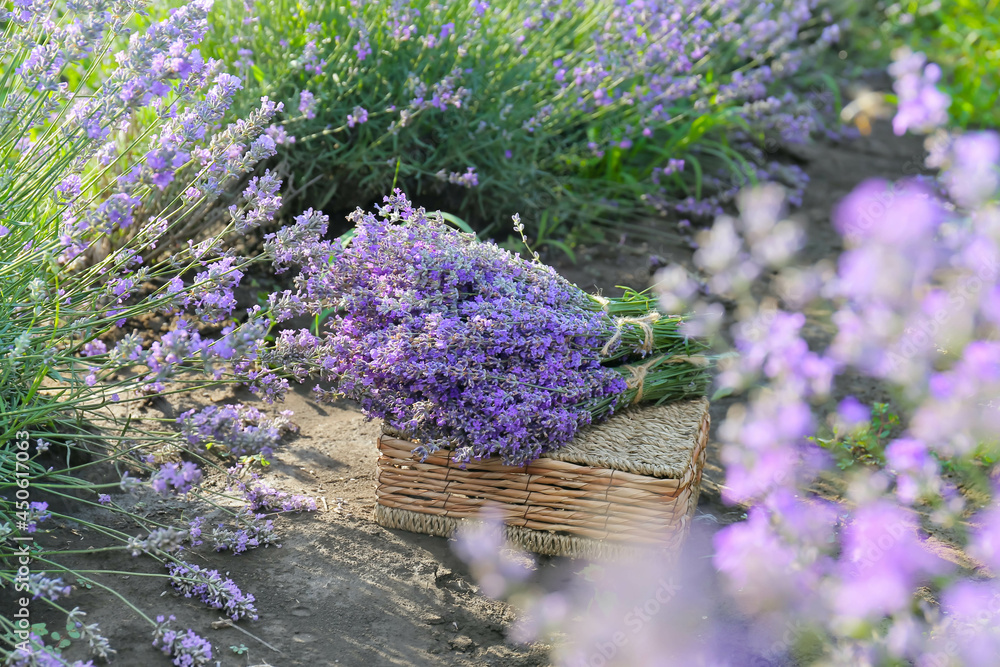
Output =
[
  {"x1": 259, "y1": 192, "x2": 709, "y2": 465},
  {"x1": 166, "y1": 0, "x2": 847, "y2": 242},
  {"x1": 0, "y1": 1, "x2": 315, "y2": 663},
  {"x1": 454, "y1": 55, "x2": 1000, "y2": 666}
]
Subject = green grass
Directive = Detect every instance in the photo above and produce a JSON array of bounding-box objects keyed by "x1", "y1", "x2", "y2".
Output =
[{"x1": 848, "y1": 0, "x2": 1000, "y2": 128}]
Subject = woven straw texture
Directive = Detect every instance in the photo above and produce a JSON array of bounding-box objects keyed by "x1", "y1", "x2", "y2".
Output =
[{"x1": 374, "y1": 398, "x2": 710, "y2": 560}]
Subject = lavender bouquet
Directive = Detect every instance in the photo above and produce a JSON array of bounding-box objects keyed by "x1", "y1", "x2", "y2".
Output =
[{"x1": 267, "y1": 192, "x2": 709, "y2": 465}]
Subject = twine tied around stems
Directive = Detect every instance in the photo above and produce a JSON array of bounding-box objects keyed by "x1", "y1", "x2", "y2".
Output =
[
  {"x1": 600, "y1": 312, "x2": 662, "y2": 357},
  {"x1": 624, "y1": 356, "x2": 661, "y2": 404},
  {"x1": 665, "y1": 354, "x2": 710, "y2": 367},
  {"x1": 592, "y1": 294, "x2": 611, "y2": 312},
  {"x1": 623, "y1": 354, "x2": 710, "y2": 404}
]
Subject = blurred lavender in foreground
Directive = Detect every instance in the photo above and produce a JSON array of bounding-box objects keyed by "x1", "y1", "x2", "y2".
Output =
[
  {"x1": 453, "y1": 510, "x2": 806, "y2": 666},
  {"x1": 454, "y1": 57, "x2": 1000, "y2": 665},
  {"x1": 889, "y1": 48, "x2": 950, "y2": 136},
  {"x1": 0, "y1": 0, "x2": 320, "y2": 657},
  {"x1": 651, "y1": 67, "x2": 1000, "y2": 660}
]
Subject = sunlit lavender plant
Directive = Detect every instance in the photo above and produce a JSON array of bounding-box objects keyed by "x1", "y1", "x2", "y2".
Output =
[
  {"x1": 151, "y1": 615, "x2": 213, "y2": 666},
  {"x1": 0, "y1": 0, "x2": 310, "y2": 661},
  {"x1": 179, "y1": 0, "x2": 848, "y2": 240}
]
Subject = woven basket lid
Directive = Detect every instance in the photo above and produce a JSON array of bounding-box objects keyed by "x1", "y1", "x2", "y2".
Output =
[
  {"x1": 544, "y1": 397, "x2": 710, "y2": 479},
  {"x1": 383, "y1": 397, "x2": 710, "y2": 480}
]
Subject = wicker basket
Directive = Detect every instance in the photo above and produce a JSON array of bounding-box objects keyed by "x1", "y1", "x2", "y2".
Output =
[{"x1": 373, "y1": 397, "x2": 710, "y2": 560}]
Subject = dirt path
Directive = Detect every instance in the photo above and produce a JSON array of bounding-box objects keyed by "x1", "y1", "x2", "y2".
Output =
[{"x1": 19, "y1": 120, "x2": 927, "y2": 667}]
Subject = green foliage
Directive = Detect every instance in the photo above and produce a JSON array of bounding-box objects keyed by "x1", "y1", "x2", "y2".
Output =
[
  {"x1": 153, "y1": 0, "x2": 845, "y2": 240},
  {"x1": 852, "y1": 0, "x2": 1000, "y2": 127},
  {"x1": 29, "y1": 623, "x2": 72, "y2": 650},
  {"x1": 812, "y1": 400, "x2": 1000, "y2": 495},
  {"x1": 936, "y1": 440, "x2": 1000, "y2": 502},
  {"x1": 813, "y1": 402, "x2": 900, "y2": 469}
]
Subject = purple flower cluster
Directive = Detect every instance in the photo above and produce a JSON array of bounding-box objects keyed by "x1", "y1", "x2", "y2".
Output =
[
  {"x1": 346, "y1": 105, "x2": 368, "y2": 128},
  {"x1": 107, "y1": 316, "x2": 269, "y2": 393},
  {"x1": 22, "y1": 501, "x2": 51, "y2": 533},
  {"x1": 299, "y1": 89, "x2": 317, "y2": 119},
  {"x1": 165, "y1": 561, "x2": 258, "y2": 621},
  {"x1": 151, "y1": 462, "x2": 203, "y2": 496},
  {"x1": 262, "y1": 191, "x2": 628, "y2": 464},
  {"x1": 890, "y1": 49, "x2": 950, "y2": 136},
  {"x1": 182, "y1": 257, "x2": 245, "y2": 323},
  {"x1": 187, "y1": 516, "x2": 206, "y2": 547},
  {"x1": 178, "y1": 403, "x2": 295, "y2": 458},
  {"x1": 228, "y1": 169, "x2": 282, "y2": 235},
  {"x1": 265, "y1": 122, "x2": 296, "y2": 145},
  {"x1": 27, "y1": 573, "x2": 72, "y2": 602},
  {"x1": 152, "y1": 615, "x2": 213, "y2": 667},
  {"x1": 231, "y1": 473, "x2": 317, "y2": 513},
  {"x1": 211, "y1": 509, "x2": 277, "y2": 554}
]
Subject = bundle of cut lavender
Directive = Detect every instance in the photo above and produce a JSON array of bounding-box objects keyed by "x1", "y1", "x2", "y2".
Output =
[{"x1": 265, "y1": 192, "x2": 709, "y2": 465}]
